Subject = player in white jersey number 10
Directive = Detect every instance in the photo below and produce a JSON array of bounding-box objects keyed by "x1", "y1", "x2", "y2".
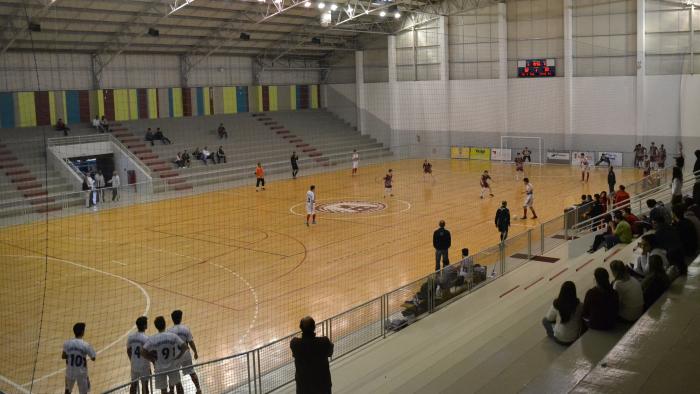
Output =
[{"x1": 63, "y1": 322, "x2": 96, "y2": 394}]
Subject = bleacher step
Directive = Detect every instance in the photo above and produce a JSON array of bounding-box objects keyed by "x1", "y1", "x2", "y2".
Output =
[{"x1": 17, "y1": 182, "x2": 42, "y2": 190}]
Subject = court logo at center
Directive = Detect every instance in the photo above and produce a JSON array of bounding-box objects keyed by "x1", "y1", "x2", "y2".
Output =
[{"x1": 316, "y1": 201, "x2": 386, "y2": 214}]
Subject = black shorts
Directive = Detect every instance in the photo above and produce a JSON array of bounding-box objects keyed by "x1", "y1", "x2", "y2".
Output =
[{"x1": 256, "y1": 178, "x2": 265, "y2": 187}]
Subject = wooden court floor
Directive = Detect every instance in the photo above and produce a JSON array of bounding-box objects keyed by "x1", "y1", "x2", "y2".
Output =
[{"x1": 0, "y1": 159, "x2": 643, "y2": 392}]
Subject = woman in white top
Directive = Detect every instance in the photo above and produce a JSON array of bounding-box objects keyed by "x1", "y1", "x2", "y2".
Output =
[
  {"x1": 610, "y1": 260, "x2": 644, "y2": 322},
  {"x1": 542, "y1": 281, "x2": 583, "y2": 345}
]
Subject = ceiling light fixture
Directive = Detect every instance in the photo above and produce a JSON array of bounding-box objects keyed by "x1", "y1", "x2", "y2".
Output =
[
  {"x1": 379, "y1": 10, "x2": 386, "y2": 17},
  {"x1": 318, "y1": 2, "x2": 325, "y2": 9},
  {"x1": 330, "y1": 3, "x2": 338, "y2": 10},
  {"x1": 304, "y1": 1, "x2": 311, "y2": 7},
  {"x1": 394, "y1": 11, "x2": 400, "y2": 18}
]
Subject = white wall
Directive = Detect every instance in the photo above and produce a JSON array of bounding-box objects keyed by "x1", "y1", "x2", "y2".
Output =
[
  {"x1": 187, "y1": 55, "x2": 253, "y2": 87},
  {"x1": 449, "y1": 79, "x2": 506, "y2": 134},
  {"x1": 101, "y1": 54, "x2": 181, "y2": 89},
  {"x1": 363, "y1": 83, "x2": 391, "y2": 147},
  {"x1": 326, "y1": 84, "x2": 357, "y2": 128},
  {"x1": 0, "y1": 52, "x2": 92, "y2": 91},
  {"x1": 508, "y1": 78, "x2": 565, "y2": 135},
  {"x1": 571, "y1": 77, "x2": 636, "y2": 136}
]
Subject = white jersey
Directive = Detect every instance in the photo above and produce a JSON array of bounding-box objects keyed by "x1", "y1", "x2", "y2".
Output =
[
  {"x1": 95, "y1": 174, "x2": 105, "y2": 188},
  {"x1": 168, "y1": 324, "x2": 194, "y2": 344},
  {"x1": 306, "y1": 190, "x2": 315, "y2": 206},
  {"x1": 580, "y1": 157, "x2": 590, "y2": 171},
  {"x1": 143, "y1": 331, "x2": 184, "y2": 372},
  {"x1": 110, "y1": 175, "x2": 120, "y2": 188},
  {"x1": 352, "y1": 153, "x2": 359, "y2": 163},
  {"x1": 127, "y1": 331, "x2": 150, "y2": 372},
  {"x1": 63, "y1": 338, "x2": 96, "y2": 377}
]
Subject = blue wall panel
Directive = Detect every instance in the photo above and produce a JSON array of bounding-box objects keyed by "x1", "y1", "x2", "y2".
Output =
[
  {"x1": 236, "y1": 87, "x2": 248, "y2": 113},
  {"x1": 0, "y1": 93, "x2": 15, "y2": 128},
  {"x1": 65, "y1": 90, "x2": 81, "y2": 124}
]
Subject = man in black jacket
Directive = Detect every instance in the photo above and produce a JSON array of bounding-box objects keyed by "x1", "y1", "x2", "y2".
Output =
[
  {"x1": 290, "y1": 316, "x2": 333, "y2": 394},
  {"x1": 495, "y1": 201, "x2": 510, "y2": 242},
  {"x1": 433, "y1": 220, "x2": 451, "y2": 271}
]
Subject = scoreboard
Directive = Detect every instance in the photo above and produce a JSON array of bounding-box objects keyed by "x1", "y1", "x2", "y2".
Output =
[{"x1": 517, "y1": 59, "x2": 556, "y2": 77}]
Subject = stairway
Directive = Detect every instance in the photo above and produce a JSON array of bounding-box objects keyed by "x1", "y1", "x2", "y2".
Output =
[
  {"x1": 252, "y1": 113, "x2": 330, "y2": 167},
  {"x1": 111, "y1": 125, "x2": 192, "y2": 191}
]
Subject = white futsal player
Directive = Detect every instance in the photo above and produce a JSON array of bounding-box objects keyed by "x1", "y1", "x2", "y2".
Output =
[
  {"x1": 127, "y1": 316, "x2": 151, "y2": 394},
  {"x1": 306, "y1": 185, "x2": 316, "y2": 226},
  {"x1": 480, "y1": 170, "x2": 494, "y2": 199},
  {"x1": 143, "y1": 316, "x2": 187, "y2": 394},
  {"x1": 521, "y1": 177, "x2": 538, "y2": 219},
  {"x1": 579, "y1": 153, "x2": 591, "y2": 182},
  {"x1": 169, "y1": 310, "x2": 202, "y2": 394},
  {"x1": 351, "y1": 149, "x2": 359, "y2": 175},
  {"x1": 62, "y1": 322, "x2": 96, "y2": 394}
]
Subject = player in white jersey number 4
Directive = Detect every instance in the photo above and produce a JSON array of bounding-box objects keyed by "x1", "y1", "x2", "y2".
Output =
[
  {"x1": 169, "y1": 310, "x2": 203, "y2": 394},
  {"x1": 127, "y1": 316, "x2": 151, "y2": 394},
  {"x1": 306, "y1": 185, "x2": 316, "y2": 226},
  {"x1": 521, "y1": 178, "x2": 538, "y2": 219},
  {"x1": 63, "y1": 322, "x2": 96, "y2": 394},
  {"x1": 143, "y1": 316, "x2": 187, "y2": 394}
]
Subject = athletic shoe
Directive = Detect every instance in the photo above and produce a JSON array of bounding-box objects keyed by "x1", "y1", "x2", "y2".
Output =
[
  {"x1": 532, "y1": 216, "x2": 538, "y2": 219},
  {"x1": 312, "y1": 221, "x2": 317, "y2": 225},
  {"x1": 306, "y1": 222, "x2": 309, "y2": 226}
]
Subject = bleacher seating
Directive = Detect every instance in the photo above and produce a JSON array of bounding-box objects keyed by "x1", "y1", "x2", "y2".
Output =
[{"x1": 113, "y1": 109, "x2": 391, "y2": 191}]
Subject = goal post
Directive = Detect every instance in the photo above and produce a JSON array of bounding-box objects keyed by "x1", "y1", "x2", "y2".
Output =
[{"x1": 500, "y1": 136, "x2": 543, "y2": 165}]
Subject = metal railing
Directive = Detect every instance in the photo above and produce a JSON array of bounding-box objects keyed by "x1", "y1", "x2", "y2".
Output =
[{"x1": 103, "y1": 167, "x2": 681, "y2": 393}]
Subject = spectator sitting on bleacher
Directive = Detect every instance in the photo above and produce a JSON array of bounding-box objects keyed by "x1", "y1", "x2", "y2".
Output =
[
  {"x1": 217, "y1": 146, "x2": 226, "y2": 164},
  {"x1": 609, "y1": 260, "x2": 644, "y2": 323},
  {"x1": 542, "y1": 281, "x2": 583, "y2": 346},
  {"x1": 623, "y1": 207, "x2": 642, "y2": 235},
  {"x1": 588, "y1": 211, "x2": 631, "y2": 253},
  {"x1": 175, "y1": 152, "x2": 184, "y2": 168},
  {"x1": 643, "y1": 199, "x2": 672, "y2": 229},
  {"x1": 641, "y1": 255, "x2": 671, "y2": 310},
  {"x1": 92, "y1": 116, "x2": 105, "y2": 133},
  {"x1": 628, "y1": 234, "x2": 669, "y2": 277},
  {"x1": 582, "y1": 268, "x2": 619, "y2": 331},
  {"x1": 193, "y1": 147, "x2": 202, "y2": 160},
  {"x1": 613, "y1": 185, "x2": 630, "y2": 208},
  {"x1": 584, "y1": 194, "x2": 605, "y2": 228},
  {"x1": 182, "y1": 150, "x2": 191, "y2": 168},
  {"x1": 652, "y1": 215, "x2": 683, "y2": 267},
  {"x1": 100, "y1": 116, "x2": 110, "y2": 132},
  {"x1": 55, "y1": 118, "x2": 70, "y2": 136},
  {"x1": 154, "y1": 128, "x2": 171, "y2": 144},
  {"x1": 683, "y1": 204, "x2": 700, "y2": 248},
  {"x1": 217, "y1": 123, "x2": 228, "y2": 139},
  {"x1": 145, "y1": 128, "x2": 155, "y2": 146},
  {"x1": 200, "y1": 147, "x2": 215, "y2": 165},
  {"x1": 671, "y1": 203, "x2": 698, "y2": 258}
]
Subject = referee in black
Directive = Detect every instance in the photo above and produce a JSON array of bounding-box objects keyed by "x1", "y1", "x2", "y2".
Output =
[
  {"x1": 495, "y1": 201, "x2": 511, "y2": 242},
  {"x1": 291, "y1": 151, "x2": 299, "y2": 179}
]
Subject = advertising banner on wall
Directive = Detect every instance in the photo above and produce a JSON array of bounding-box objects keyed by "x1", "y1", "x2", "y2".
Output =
[
  {"x1": 451, "y1": 146, "x2": 470, "y2": 159},
  {"x1": 596, "y1": 152, "x2": 623, "y2": 167},
  {"x1": 546, "y1": 151, "x2": 571, "y2": 164},
  {"x1": 571, "y1": 151, "x2": 595, "y2": 166},
  {"x1": 490, "y1": 148, "x2": 512, "y2": 161},
  {"x1": 470, "y1": 147, "x2": 491, "y2": 160}
]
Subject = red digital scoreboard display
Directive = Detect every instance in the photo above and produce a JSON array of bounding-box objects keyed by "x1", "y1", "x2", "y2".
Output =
[{"x1": 517, "y1": 59, "x2": 556, "y2": 77}]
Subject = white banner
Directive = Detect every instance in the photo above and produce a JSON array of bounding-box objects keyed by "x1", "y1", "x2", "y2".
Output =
[
  {"x1": 546, "y1": 151, "x2": 570, "y2": 164},
  {"x1": 595, "y1": 151, "x2": 623, "y2": 167},
  {"x1": 571, "y1": 151, "x2": 595, "y2": 166},
  {"x1": 490, "y1": 148, "x2": 512, "y2": 161}
]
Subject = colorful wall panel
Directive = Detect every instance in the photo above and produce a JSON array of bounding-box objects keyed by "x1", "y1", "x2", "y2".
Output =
[
  {"x1": 311, "y1": 85, "x2": 319, "y2": 109},
  {"x1": 65, "y1": 90, "x2": 81, "y2": 124},
  {"x1": 183, "y1": 87, "x2": 193, "y2": 117},
  {"x1": 222, "y1": 87, "x2": 236, "y2": 114},
  {"x1": 278, "y1": 86, "x2": 291, "y2": 111},
  {"x1": 147, "y1": 89, "x2": 158, "y2": 119},
  {"x1": 289, "y1": 86, "x2": 297, "y2": 110},
  {"x1": 236, "y1": 87, "x2": 248, "y2": 113},
  {"x1": 0, "y1": 92, "x2": 14, "y2": 128},
  {"x1": 35, "y1": 91, "x2": 50, "y2": 126}
]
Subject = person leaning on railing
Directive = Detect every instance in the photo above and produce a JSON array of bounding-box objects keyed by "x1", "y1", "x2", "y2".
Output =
[{"x1": 290, "y1": 316, "x2": 333, "y2": 394}]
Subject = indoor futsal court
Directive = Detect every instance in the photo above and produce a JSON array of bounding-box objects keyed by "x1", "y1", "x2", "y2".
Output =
[
  {"x1": 0, "y1": 0, "x2": 697, "y2": 392},
  {"x1": 1, "y1": 159, "x2": 643, "y2": 391}
]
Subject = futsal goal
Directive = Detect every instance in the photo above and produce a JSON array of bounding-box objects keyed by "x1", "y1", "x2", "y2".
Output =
[{"x1": 500, "y1": 136, "x2": 543, "y2": 164}]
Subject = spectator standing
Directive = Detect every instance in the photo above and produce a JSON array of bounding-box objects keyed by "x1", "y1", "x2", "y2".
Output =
[
  {"x1": 694, "y1": 150, "x2": 700, "y2": 179},
  {"x1": 609, "y1": 260, "x2": 644, "y2": 322},
  {"x1": 641, "y1": 255, "x2": 671, "y2": 309},
  {"x1": 542, "y1": 281, "x2": 583, "y2": 346},
  {"x1": 291, "y1": 151, "x2": 299, "y2": 178},
  {"x1": 683, "y1": 206, "x2": 700, "y2": 247},
  {"x1": 607, "y1": 167, "x2": 616, "y2": 195},
  {"x1": 217, "y1": 146, "x2": 226, "y2": 164},
  {"x1": 634, "y1": 144, "x2": 642, "y2": 168},
  {"x1": 671, "y1": 204, "x2": 698, "y2": 257},
  {"x1": 55, "y1": 118, "x2": 70, "y2": 136},
  {"x1": 62, "y1": 322, "x2": 96, "y2": 394},
  {"x1": 95, "y1": 170, "x2": 105, "y2": 203},
  {"x1": 290, "y1": 316, "x2": 334, "y2": 394},
  {"x1": 582, "y1": 268, "x2": 619, "y2": 330},
  {"x1": 109, "y1": 171, "x2": 120, "y2": 202},
  {"x1": 217, "y1": 123, "x2": 228, "y2": 139},
  {"x1": 433, "y1": 220, "x2": 451, "y2": 271},
  {"x1": 671, "y1": 166, "x2": 683, "y2": 198},
  {"x1": 659, "y1": 144, "x2": 667, "y2": 168},
  {"x1": 495, "y1": 201, "x2": 510, "y2": 242}
]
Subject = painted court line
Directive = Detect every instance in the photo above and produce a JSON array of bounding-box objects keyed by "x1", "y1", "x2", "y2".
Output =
[
  {"x1": 576, "y1": 258, "x2": 595, "y2": 272},
  {"x1": 524, "y1": 277, "x2": 544, "y2": 290},
  {"x1": 499, "y1": 285, "x2": 520, "y2": 298},
  {"x1": 111, "y1": 260, "x2": 126, "y2": 266},
  {"x1": 0, "y1": 373, "x2": 30, "y2": 394},
  {"x1": 549, "y1": 268, "x2": 568, "y2": 281},
  {"x1": 0, "y1": 255, "x2": 152, "y2": 388}
]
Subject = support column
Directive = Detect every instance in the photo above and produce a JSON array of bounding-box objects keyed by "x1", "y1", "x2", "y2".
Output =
[
  {"x1": 355, "y1": 51, "x2": 367, "y2": 135},
  {"x1": 438, "y1": 15, "x2": 449, "y2": 82},
  {"x1": 564, "y1": 0, "x2": 574, "y2": 149},
  {"x1": 498, "y1": 2, "x2": 508, "y2": 137},
  {"x1": 438, "y1": 15, "x2": 451, "y2": 153},
  {"x1": 388, "y1": 35, "x2": 401, "y2": 154},
  {"x1": 636, "y1": 0, "x2": 646, "y2": 144}
]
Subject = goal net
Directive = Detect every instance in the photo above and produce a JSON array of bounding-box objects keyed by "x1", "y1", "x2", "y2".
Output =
[{"x1": 500, "y1": 136, "x2": 543, "y2": 165}]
